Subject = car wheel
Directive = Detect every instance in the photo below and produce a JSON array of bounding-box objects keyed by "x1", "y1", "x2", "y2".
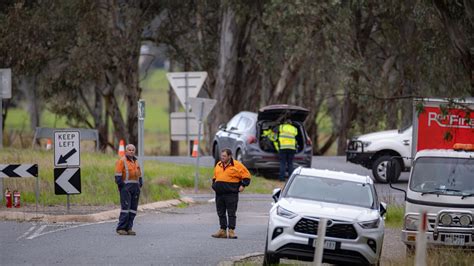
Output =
[
  {"x1": 235, "y1": 149, "x2": 243, "y2": 162},
  {"x1": 263, "y1": 235, "x2": 279, "y2": 265},
  {"x1": 372, "y1": 155, "x2": 401, "y2": 183},
  {"x1": 213, "y1": 144, "x2": 220, "y2": 166}
]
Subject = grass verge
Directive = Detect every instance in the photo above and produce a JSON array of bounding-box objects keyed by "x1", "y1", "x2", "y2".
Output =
[
  {"x1": 0, "y1": 148, "x2": 280, "y2": 207},
  {"x1": 385, "y1": 205, "x2": 404, "y2": 228}
]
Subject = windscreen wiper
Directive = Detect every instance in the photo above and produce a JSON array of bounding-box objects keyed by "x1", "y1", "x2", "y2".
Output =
[
  {"x1": 421, "y1": 190, "x2": 441, "y2": 196},
  {"x1": 461, "y1": 193, "x2": 474, "y2": 199}
]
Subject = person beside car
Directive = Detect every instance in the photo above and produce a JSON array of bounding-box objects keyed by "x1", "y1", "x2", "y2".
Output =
[
  {"x1": 277, "y1": 119, "x2": 298, "y2": 181},
  {"x1": 211, "y1": 148, "x2": 251, "y2": 239}
]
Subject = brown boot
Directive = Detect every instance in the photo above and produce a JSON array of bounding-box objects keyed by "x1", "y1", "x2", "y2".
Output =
[
  {"x1": 228, "y1": 229, "x2": 238, "y2": 239},
  {"x1": 127, "y1": 229, "x2": 136, "y2": 236},
  {"x1": 211, "y1": 229, "x2": 227, "y2": 238},
  {"x1": 116, "y1": 229, "x2": 128, "y2": 236}
]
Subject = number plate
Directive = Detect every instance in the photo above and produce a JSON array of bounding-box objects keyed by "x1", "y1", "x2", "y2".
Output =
[
  {"x1": 312, "y1": 240, "x2": 336, "y2": 250},
  {"x1": 442, "y1": 233, "x2": 467, "y2": 245}
]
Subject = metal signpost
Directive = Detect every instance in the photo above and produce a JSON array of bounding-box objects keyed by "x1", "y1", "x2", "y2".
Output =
[
  {"x1": 138, "y1": 99, "x2": 145, "y2": 173},
  {"x1": 54, "y1": 130, "x2": 81, "y2": 212},
  {"x1": 188, "y1": 97, "x2": 217, "y2": 193},
  {"x1": 167, "y1": 72, "x2": 207, "y2": 156},
  {"x1": 0, "y1": 68, "x2": 12, "y2": 202}
]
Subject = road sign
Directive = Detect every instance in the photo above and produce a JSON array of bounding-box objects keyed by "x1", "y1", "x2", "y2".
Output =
[
  {"x1": 54, "y1": 131, "x2": 80, "y2": 167},
  {"x1": 138, "y1": 99, "x2": 145, "y2": 120},
  {"x1": 166, "y1": 72, "x2": 207, "y2": 110},
  {"x1": 54, "y1": 168, "x2": 81, "y2": 195},
  {"x1": 170, "y1": 112, "x2": 201, "y2": 141},
  {"x1": 0, "y1": 68, "x2": 11, "y2": 99},
  {"x1": 188, "y1": 97, "x2": 217, "y2": 122},
  {"x1": 0, "y1": 164, "x2": 38, "y2": 178}
]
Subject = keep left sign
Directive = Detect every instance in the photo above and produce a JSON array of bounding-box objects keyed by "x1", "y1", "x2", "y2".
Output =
[{"x1": 54, "y1": 131, "x2": 80, "y2": 167}]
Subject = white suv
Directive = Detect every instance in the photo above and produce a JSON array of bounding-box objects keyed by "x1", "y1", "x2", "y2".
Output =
[{"x1": 264, "y1": 168, "x2": 386, "y2": 265}]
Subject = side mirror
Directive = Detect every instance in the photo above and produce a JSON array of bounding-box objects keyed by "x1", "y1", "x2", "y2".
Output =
[
  {"x1": 380, "y1": 202, "x2": 387, "y2": 217},
  {"x1": 218, "y1": 123, "x2": 227, "y2": 130},
  {"x1": 272, "y1": 188, "x2": 281, "y2": 202}
]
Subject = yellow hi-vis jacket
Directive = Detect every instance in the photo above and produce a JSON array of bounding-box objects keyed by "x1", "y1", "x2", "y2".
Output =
[
  {"x1": 262, "y1": 128, "x2": 279, "y2": 151},
  {"x1": 278, "y1": 123, "x2": 298, "y2": 150}
]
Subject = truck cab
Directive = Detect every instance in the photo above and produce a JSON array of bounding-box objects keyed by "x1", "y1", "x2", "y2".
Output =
[{"x1": 400, "y1": 147, "x2": 474, "y2": 249}]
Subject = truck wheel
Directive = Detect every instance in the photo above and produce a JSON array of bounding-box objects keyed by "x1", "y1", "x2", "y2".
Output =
[
  {"x1": 372, "y1": 155, "x2": 401, "y2": 183},
  {"x1": 406, "y1": 245, "x2": 415, "y2": 256}
]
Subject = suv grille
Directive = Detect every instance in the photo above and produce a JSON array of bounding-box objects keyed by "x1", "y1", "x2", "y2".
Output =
[{"x1": 294, "y1": 218, "x2": 358, "y2": 239}]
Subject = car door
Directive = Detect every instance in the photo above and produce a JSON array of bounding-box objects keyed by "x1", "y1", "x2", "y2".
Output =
[
  {"x1": 228, "y1": 116, "x2": 252, "y2": 153},
  {"x1": 219, "y1": 114, "x2": 241, "y2": 150}
]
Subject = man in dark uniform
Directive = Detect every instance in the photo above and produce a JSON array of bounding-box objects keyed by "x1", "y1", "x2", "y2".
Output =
[{"x1": 211, "y1": 148, "x2": 251, "y2": 239}]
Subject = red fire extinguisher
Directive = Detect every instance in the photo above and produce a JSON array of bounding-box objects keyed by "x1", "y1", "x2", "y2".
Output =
[
  {"x1": 5, "y1": 188, "x2": 12, "y2": 208},
  {"x1": 13, "y1": 190, "x2": 20, "y2": 208}
]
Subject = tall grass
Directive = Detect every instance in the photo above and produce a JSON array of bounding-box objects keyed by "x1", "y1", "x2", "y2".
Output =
[
  {"x1": 385, "y1": 205, "x2": 404, "y2": 228},
  {"x1": 0, "y1": 149, "x2": 279, "y2": 206}
]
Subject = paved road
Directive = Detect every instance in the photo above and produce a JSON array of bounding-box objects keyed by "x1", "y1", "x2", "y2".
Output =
[
  {"x1": 1, "y1": 194, "x2": 270, "y2": 265},
  {"x1": 1, "y1": 156, "x2": 407, "y2": 265}
]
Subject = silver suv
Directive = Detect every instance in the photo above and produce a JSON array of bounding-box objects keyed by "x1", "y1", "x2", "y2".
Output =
[{"x1": 264, "y1": 168, "x2": 386, "y2": 265}]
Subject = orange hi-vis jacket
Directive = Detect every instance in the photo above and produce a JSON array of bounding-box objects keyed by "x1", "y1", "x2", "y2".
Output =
[
  {"x1": 115, "y1": 156, "x2": 142, "y2": 184},
  {"x1": 212, "y1": 159, "x2": 251, "y2": 194}
]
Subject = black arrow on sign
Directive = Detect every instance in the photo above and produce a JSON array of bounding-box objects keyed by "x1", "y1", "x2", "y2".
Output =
[{"x1": 57, "y1": 148, "x2": 77, "y2": 164}]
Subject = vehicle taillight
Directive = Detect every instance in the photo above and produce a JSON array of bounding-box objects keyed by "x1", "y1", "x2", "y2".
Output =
[
  {"x1": 306, "y1": 136, "x2": 312, "y2": 146},
  {"x1": 247, "y1": 136, "x2": 257, "y2": 144}
]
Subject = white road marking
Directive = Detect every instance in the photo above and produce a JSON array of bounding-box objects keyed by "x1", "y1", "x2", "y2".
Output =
[
  {"x1": 16, "y1": 225, "x2": 37, "y2": 241},
  {"x1": 26, "y1": 225, "x2": 47, "y2": 240}
]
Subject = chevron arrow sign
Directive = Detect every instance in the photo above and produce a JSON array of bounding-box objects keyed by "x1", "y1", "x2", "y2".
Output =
[
  {"x1": 54, "y1": 168, "x2": 81, "y2": 195},
  {"x1": 0, "y1": 164, "x2": 38, "y2": 178}
]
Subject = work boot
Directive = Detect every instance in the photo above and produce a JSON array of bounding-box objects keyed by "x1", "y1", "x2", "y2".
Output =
[
  {"x1": 228, "y1": 229, "x2": 238, "y2": 239},
  {"x1": 116, "y1": 229, "x2": 128, "y2": 236},
  {"x1": 211, "y1": 229, "x2": 227, "y2": 238},
  {"x1": 127, "y1": 229, "x2": 136, "y2": 236}
]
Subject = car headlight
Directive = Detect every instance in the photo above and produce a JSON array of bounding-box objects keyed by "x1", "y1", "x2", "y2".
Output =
[
  {"x1": 276, "y1": 206, "x2": 297, "y2": 219},
  {"x1": 362, "y1": 141, "x2": 371, "y2": 148},
  {"x1": 359, "y1": 219, "x2": 380, "y2": 229},
  {"x1": 405, "y1": 214, "x2": 419, "y2": 231}
]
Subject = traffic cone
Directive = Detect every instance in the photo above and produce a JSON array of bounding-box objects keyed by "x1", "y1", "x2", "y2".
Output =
[
  {"x1": 118, "y1": 140, "x2": 125, "y2": 157},
  {"x1": 192, "y1": 139, "x2": 198, "y2": 157},
  {"x1": 46, "y1": 139, "x2": 52, "y2": 150}
]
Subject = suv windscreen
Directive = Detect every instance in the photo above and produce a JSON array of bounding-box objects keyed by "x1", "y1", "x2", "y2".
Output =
[
  {"x1": 410, "y1": 157, "x2": 474, "y2": 196},
  {"x1": 284, "y1": 174, "x2": 374, "y2": 208}
]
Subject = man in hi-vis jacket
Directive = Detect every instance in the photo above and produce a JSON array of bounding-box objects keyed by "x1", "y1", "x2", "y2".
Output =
[
  {"x1": 211, "y1": 148, "x2": 251, "y2": 239},
  {"x1": 115, "y1": 144, "x2": 143, "y2": 236}
]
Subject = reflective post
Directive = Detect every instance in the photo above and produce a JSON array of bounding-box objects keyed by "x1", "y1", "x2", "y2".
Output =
[{"x1": 313, "y1": 218, "x2": 327, "y2": 266}]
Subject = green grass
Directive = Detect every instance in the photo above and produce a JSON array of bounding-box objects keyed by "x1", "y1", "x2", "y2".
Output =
[
  {"x1": 0, "y1": 148, "x2": 280, "y2": 207},
  {"x1": 385, "y1": 205, "x2": 404, "y2": 228}
]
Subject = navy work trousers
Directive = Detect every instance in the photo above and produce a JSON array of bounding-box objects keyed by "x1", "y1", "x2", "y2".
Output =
[
  {"x1": 117, "y1": 183, "x2": 140, "y2": 231},
  {"x1": 279, "y1": 149, "x2": 295, "y2": 181}
]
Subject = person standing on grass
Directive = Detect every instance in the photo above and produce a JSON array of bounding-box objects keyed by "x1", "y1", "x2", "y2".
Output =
[
  {"x1": 211, "y1": 148, "x2": 251, "y2": 239},
  {"x1": 115, "y1": 144, "x2": 143, "y2": 236}
]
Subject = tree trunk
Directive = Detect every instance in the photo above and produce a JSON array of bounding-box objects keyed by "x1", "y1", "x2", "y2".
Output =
[
  {"x1": 168, "y1": 60, "x2": 180, "y2": 155},
  {"x1": 18, "y1": 76, "x2": 40, "y2": 131}
]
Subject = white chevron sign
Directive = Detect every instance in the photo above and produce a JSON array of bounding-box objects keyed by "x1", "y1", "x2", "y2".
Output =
[
  {"x1": 0, "y1": 164, "x2": 38, "y2": 178},
  {"x1": 54, "y1": 168, "x2": 81, "y2": 195}
]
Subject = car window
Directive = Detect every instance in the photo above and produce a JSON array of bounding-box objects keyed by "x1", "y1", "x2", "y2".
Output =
[
  {"x1": 227, "y1": 114, "x2": 241, "y2": 130},
  {"x1": 237, "y1": 117, "x2": 252, "y2": 131},
  {"x1": 285, "y1": 175, "x2": 374, "y2": 208}
]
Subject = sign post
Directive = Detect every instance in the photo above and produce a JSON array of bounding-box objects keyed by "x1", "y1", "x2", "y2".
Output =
[
  {"x1": 54, "y1": 130, "x2": 81, "y2": 212},
  {"x1": 188, "y1": 97, "x2": 217, "y2": 193},
  {"x1": 167, "y1": 72, "x2": 207, "y2": 156},
  {"x1": 0, "y1": 68, "x2": 12, "y2": 201},
  {"x1": 138, "y1": 99, "x2": 145, "y2": 173}
]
